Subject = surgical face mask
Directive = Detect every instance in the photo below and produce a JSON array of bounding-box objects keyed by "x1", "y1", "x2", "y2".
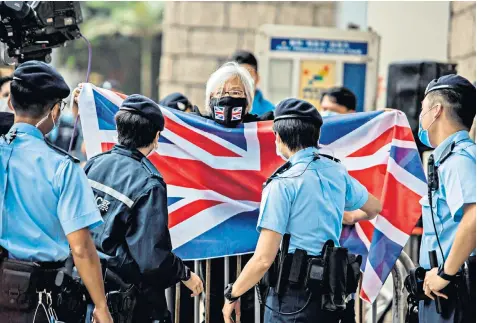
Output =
[
  {"x1": 147, "y1": 141, "x2": 159, "y2": 157},
  {"x1": 209, "y1": 96, "x2": 247, "y2": 128},
  {"x1": 418, "y1": 105, "x2": 438, "y2": 148},
  {"x1": 0, "y1": 98, "x2": 9, "y2": 113},
  {"x1": 321, "y1": 110, "x2": 340, "y2": 117},
  {"x1": 35, "y1": 109, "x2": 58, "y2": 134},
  {"x1": 275, "y1": 142, "x2": 288, "y2": 161}
]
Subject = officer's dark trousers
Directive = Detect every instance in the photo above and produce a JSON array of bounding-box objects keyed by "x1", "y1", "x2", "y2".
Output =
[
  {"x1": 418, "y1": 282, "x2": 473, "y2": 323},
  {"x1": 264, "y1": 286, "x2": 341, "y2": 323},
  {"x1": 133, "y1": 288, "x2": 172, "y2": 323}
]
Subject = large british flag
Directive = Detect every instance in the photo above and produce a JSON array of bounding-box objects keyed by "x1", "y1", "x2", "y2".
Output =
[{"x1": 79, "y1": 84, "x2": 426, "y2": 303}]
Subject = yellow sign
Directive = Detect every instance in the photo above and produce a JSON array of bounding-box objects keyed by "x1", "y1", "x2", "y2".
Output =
[{"x1": 298, "y1": 61, "x2": 336, "y2": 110}]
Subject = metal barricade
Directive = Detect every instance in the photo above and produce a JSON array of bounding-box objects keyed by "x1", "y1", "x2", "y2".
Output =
[
  {"x1": 392, "y1": 251, "x2": 416, "y2": 323},
  {"x1": 167, "y1": 251, "x2": 416, "y2": 323}
]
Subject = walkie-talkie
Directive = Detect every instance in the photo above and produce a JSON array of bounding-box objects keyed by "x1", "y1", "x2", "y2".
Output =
[
  {"x1": 427, "y1": 154, "x2": 438, "y2": 191},
  {"x1": 276, "y1": 234, "x2": 291, "y2": 295},
  {"x1": 429, "y1": 250, "x2": 443, "y2": 314}
]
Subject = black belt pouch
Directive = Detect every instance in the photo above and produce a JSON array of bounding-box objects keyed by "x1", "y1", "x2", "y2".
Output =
[{"x1": 0, "y1": 259, "x2": 40, "y2": 311}]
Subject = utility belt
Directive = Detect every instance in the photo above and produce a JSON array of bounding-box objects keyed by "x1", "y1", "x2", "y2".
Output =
[
  {"x1": 100, "y1": 262, "x2": 171, "y2": 323},
  {"x1": 404, "y1": 255, "x2": 476, "y2": 322},
  {"x1": 0, "y1": 249, "x2": 86, "y2": 322},
  {"x1": 258, "y1": 237, "x2": 362, "y2": 313},
  {"x1": 103, "y1": 267, "x2": 138, "y2": 323}
]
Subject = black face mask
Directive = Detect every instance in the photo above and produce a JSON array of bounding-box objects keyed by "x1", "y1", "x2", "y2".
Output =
[{"x1": 209, "y1": 97, "x2": 247, "y2": 128}]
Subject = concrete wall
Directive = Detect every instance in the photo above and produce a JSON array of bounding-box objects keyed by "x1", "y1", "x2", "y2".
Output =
[
  {"x1": 448, "y1": 1, "x2": 476, "y2": 83},
  {"x1": 367, "y1": 1, "x2": 450, "y2": 109},
  {"x1": 159, "y1": 1, "x2": 336, "y2": 110}
]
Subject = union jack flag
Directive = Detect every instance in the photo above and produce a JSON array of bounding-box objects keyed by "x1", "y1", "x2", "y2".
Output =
[
  {"x1": 79, "y1": 84, "x2": 426, "y2": 303},
  {"x1": 231, "y1": 106, "x2": 243, "y2": 121},
  {"x1": 214, "y1": 106, "x2": 225, "y2": 120}
]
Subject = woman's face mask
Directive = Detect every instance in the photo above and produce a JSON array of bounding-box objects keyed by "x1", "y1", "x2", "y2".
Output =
[
  {"x1": 210, "y1": 78, "x2": 248, "y2": 128},
  {"x1": 209, "y1": 96, "x2": 247, "y2": 128}
]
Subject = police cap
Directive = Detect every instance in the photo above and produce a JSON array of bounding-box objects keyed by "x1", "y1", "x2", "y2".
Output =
[
  {"x1": 425, "y1": 74, "x2": 476, "y2": 110},
  {"x1": 274, "y1": 98, "x2": 323, "y2": 127},
  {"x1": 120, "y1": 94, "x2": 164, "y2": 131},
  {"x1": 159, "y1": 92, "x2": 192, "y2": 112},
  {"x1": 13, "y1": 60, "x2": 70, "y2": 100}
]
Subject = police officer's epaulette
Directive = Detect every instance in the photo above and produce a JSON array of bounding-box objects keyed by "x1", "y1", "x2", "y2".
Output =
[
  {"x1": 87, "y1": 150, "x2": 112, "y2": 162},
  {"x1": 141, "y1": 158, "x2": 164, "y2": 179},
  {"x1": 1, "y1": 128, "x2": 17, "y2": 145},
  {"x1": 263, "y1": 161, "x2": 292, "y2": 189},
  {"x1": 44, "y1": 139, "x2": 80, "y2": 163},
  {"x1": 319, "y1": 154, "x2": 341, "y2": 163},
  {"x1": 439, "y1": 142, "x2": 456, "y2": 165}
]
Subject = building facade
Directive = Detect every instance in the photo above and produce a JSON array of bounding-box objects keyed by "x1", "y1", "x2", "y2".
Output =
[{"x1": 159, "y1": 1, "x2": 336, "y2": 111}]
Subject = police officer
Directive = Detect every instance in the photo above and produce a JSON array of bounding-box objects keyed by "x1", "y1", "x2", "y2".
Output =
[
  {"x1": 417, "y1": 75, "x2": 476, "y2": 322},
  {"x1": 222, "y1": 98, "x2": 382, "y2": 323},
  {"x1": 159, "y1": 92, "x2": 196, "y2": 113},
  {"x1": 84, "y1": 94, "x2": 204, "y2": 322},
  {"x1": 0, "y1": 61, "x2": 112, "y2": 322}
]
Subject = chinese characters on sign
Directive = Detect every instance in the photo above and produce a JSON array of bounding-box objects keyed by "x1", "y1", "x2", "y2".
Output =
[{"x1": 271, "y1": 37, "x2": 368, "y2": 56}]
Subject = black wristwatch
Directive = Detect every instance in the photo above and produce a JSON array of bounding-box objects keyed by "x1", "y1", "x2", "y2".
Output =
[
  {"x1": 182, "y1": 266, "x2": 191, "y2": 281},
  {"x1": 224, "y1": 283, "x2": 240, "y2": 303},
  {"x1": 438, "y1": 265, "x2": 456, "y2": 282}
]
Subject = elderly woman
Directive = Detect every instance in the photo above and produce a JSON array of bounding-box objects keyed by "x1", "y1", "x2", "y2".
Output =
[
  {"x1": 202, "y1": 62, "x2": 273, "y2": 126},
  {"x1": 199, "y1": 62, "x2": 274, "y2": 323}
]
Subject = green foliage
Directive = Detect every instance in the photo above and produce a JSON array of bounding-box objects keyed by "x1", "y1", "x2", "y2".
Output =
[
  {"x1": 55, "y1": 1, "x2": 164, "y2": 95},
  {"x1": 81, "y1": 1, "x2": 164, "y2": 39}
]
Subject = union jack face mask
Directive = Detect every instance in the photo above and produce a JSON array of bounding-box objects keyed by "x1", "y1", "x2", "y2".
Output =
[{"x1": 210, "y1": 96, "x2": 247, "y2": 128}]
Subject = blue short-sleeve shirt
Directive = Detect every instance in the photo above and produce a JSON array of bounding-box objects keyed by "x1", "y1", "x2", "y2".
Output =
[
  {"x1": 0, "y1": 123, "x2": 103, "y2": 261},
  {"x1": 419, "y1": 130, "x2": 476, "y2": 268},
  {"x1": 257, "y1": 147, "x2": 368, "y2": 256}
]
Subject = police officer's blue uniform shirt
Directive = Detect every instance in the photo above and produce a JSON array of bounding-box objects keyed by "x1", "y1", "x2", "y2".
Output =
[
  {"x1": 257, "y1": 147, "x2": 369, "y2": 256},
  {"x1": 419, "y1": 130, "x2": 476, "y2": 268},
  {"x1": 0, "y1": 123, "x2": 103, "y2": 261}
]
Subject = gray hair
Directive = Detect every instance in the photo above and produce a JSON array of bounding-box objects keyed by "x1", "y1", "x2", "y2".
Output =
[{"x1": 204, "y1": 61, "x2": 255, "y2": 116}]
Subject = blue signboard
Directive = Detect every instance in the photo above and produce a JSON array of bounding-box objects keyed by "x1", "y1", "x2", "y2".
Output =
[
  {"x1": 343, "y1": 63, "x2": 367, "y2": 112},
  {"x1": 271, "y1": 37, "x2": 368, "y2": 56}
]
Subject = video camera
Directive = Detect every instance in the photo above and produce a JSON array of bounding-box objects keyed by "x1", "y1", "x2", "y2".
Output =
[{"x1": 0, "y1": 1, "x2": 83, "y2": 64}]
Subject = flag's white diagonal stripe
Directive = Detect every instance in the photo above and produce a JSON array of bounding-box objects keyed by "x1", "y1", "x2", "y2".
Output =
[
  {"x1": 161, "y1": 127, "x2": 261, "y2": 170},
  {"x1": 361, "y1": 259, "x2": 383, "y2": 303},
  {"x1": 79, "y1": 84, "x2": 103, "y2": 158},
  {"x1": 374, "y1": 215, "x2": 409, "y2": 247},
  {"x1": 160, "y1": 107, "x2": 253, "y2": 157},
  {"x1": 170, "y1": 201, "x2": 259, "y2": 249},
  {"x1": 355, "y1": 222, "x2": 371, "y2": 250},
  {"x1": 327, "y1": 111, "x2": 411, "y2": 158},
  {"x1": 388, "y1": 158, "x2": 427, "y2": 197}
]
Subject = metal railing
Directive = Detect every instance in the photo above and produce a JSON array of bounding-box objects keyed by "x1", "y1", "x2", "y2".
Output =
[{"x1": 166, "y1": 251, "x2": 416, "y2": 323}]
